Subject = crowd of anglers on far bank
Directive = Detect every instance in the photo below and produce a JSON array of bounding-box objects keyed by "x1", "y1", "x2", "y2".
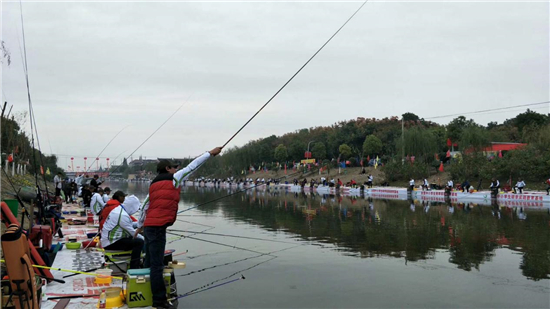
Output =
[
  {"x1": 408, "y1": 177, "x2": 550, "y2": 197},
  {"x1": 193, "y1": 174, "x2": 550, "y2": 198}
]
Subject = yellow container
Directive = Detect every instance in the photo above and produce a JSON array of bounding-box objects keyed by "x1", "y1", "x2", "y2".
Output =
[{"x1": 96, "y1": 287, "x2": 123, "y2": 308}]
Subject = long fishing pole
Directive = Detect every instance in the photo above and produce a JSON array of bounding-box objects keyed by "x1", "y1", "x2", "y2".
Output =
[
  {"x1": 221, "y1": 1, "x2": 367, "y2": 148},
  {"x1": 18, "y1": 0, "x2": 50, "y2": 201},
  {"x1": 107, "y1": 93, "x2": 194, "y2": 176},
  {"x1": 82, "y1": 125, "x2": 130, "y2": 175},
  {"x1": 167, "y1": 229, "x2": 301, "y2": 245},
  {"x1": 177, "y1": 243, "x2": 303, "y2": 278},
  {"x1": 166, "y1": 231, "x2": 273, "y2": 256},
  {"x1": 171, "y1": 276, "x2": 245, "y2": 300},
  {"x1": 1, "y1": 259, "x2": 123, "y2": 280},
  {"x1": 176, "y1": 243, "x2": 302, "y2": 298}
]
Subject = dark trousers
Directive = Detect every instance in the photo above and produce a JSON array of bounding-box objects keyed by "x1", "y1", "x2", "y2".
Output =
[
  {"x1": 144, "y1": 226, "x2": 167, "y2": 304},
  {"x1": 513, "y1": 187, "x2": 523, "y2": 194},
  {"x1": 104, "y1": 237, "x2": 144, "y2": 269},
  {"x1": 55, "y1": 188, "x2": 61, "y2": 197}
]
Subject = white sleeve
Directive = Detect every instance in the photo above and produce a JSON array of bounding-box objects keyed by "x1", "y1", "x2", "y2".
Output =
[
  {"x1": 91, "y1": 194, "x2": 106, "y2": 215},
  {"x1": 137, "y1": 195, "x2": 149, "y2": 229},
  {"x1": 120, "y1": 211, "x2": 141, "y2": 239},
  {"x1": 173, "y1": 152, "x2": 211, "y2": 188}
]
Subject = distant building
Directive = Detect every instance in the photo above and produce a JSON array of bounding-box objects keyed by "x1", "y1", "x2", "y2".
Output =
[
  {"x1": 463, "y1": 142, "x2": 527, "y2": 157},
  {"x1": 129, "y1": 156, "x2": 158, "y2": 168},
  {"x1": 482, "y1": 142, "x2": 527, "y2": 156}
]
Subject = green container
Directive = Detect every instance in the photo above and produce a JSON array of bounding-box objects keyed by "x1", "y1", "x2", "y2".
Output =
[
  {"x1": 3, "y1": 199, "x2": 18, "y2": 218},
  {"x1": 126, "y1": 268, "x2": 153, "y2": 307}
]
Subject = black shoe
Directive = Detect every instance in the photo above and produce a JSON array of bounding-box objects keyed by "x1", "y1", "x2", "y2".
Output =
[{"x1": 153, "y1": 300, "x2": 174, "y2": 309}]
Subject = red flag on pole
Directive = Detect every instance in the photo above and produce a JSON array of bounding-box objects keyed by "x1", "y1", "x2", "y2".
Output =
[
  {"x1": 7, "y1": 154, "x2": 13, "y2": 163},
  {"x1": 284, "y1": 164, "x2": 287, "y2": 174},
  {"x1": 446, "y1": 150, "x2": 451, "y2": 158},
  {"x1": 438, "y1": 162, "x2": 444, "y2": 172},
  {"x1": 446, "y1": 138, "x2": 452, "y2": 147},
  {"x1": 498, "y1": 150, "x2": 502, "y2": 158},
  {"x1": 40, "y1": 166, "x2": 44, "y2": 175}
]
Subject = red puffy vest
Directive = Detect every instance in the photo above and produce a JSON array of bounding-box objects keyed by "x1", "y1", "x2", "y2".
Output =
[
  {"x1": 144, "y1": 173, "x2": 180, "y2": 227},
  {"x1": 99, "y1": 199, "x2": 121, "y2": 231}
]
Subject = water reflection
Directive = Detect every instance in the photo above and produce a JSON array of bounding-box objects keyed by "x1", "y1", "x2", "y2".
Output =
[{"x1": 178, "y1": 186, "x2": 550, "y2": 281}]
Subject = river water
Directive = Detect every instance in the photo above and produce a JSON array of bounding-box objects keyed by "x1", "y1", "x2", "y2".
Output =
[{"x1": 107, "y1": 181, "x2": 550, "y2": 308}]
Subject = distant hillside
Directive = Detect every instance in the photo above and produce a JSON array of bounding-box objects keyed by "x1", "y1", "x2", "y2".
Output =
[{"x1": 194, "y1": 109, "x2": 550, "y2": 184}]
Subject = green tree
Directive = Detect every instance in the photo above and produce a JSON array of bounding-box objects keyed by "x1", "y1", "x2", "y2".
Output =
[
  {"x1": 395, "y1": 127, "x2": 438, "y2": 163},
  {"x1": 273, "y1": 144, "x2": 288, "y2": 163},
  {"x1": 447, "y1": 116, "x2": 477, "y2": 144},
  {"x1": 339, "y1": 144, "x2": 352, "y2": 159},
  {"x1": 509, "y1": 109, "x2": 549, "y2": 134},
  {"x1": 460, "y1": 126, "x2": 489, "y2": 153},
  {"x1": 362, "y1": 134, "x2": 383, "y2": 156},
  {"x1": 311, "y1": 142, "x2": 326, "y2": 160},
  {"x1": 402, "y1": 112, "x2": 420, "y2": 122}
]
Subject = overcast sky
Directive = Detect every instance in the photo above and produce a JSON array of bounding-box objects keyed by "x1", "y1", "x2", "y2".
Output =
[{"x1": 2, "y1": 0, "x2": 548, "y2": 170}]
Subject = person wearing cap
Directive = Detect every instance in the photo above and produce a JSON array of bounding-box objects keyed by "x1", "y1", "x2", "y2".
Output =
[
  {"x1": 135, "y1": 146, "x2": 222, "y2": 309},
  {"x1": 101, "y1": 195, "x2": 144, "y2": 269},
  {"x1": 102, "y1": 187, "x2": 111, "y2": 203},
  {"x1": 90, "y1": 175, "x2": 102, "y2": 190},
  {"x1": 99, "y1": 190, "x2": 127, "y2": 232}
]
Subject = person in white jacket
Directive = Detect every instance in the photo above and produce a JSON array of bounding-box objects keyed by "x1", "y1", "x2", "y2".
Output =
[
  {"x1": 101, "y1": 195, "x2": 143, "y2": 269},
  {"x1": 102, "y1": 187, "x2": 111, "y2": 203},
  {"x1": 90, "y1": 188, "x2": 106, "y2": 215}
]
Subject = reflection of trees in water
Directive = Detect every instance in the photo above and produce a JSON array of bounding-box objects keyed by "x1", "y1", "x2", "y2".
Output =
[{"x1": 179, "y1": 187, "x2": 550, "y2": 281}]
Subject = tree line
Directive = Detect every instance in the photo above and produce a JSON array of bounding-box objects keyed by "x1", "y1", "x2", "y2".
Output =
[{"x1": 194, "y1": 109, "x2": 550, "y2": 185}]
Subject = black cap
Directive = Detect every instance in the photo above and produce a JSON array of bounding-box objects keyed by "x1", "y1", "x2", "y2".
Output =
[
  {"x1": 112, "y1": 190, "x2": 127, "y2": 200},
  {"x1": 157, "y1": 159, "x2": 178, "y2": 173},
  {"x1": 103, "y1": 187, "x2": 111, "y2": 192}
]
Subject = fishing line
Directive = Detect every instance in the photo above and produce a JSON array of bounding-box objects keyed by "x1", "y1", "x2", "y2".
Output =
[
  {"x1": 176, "y1": 244, "x2": 303, "y2": 297},
  {"x1": 168, "y1": 232, "x2": 274, "y2": 256},
  {"x1": 107, "y1": 93, "x2": 194, "y2": 175},
  {"x1": 18, "y1": 0, "x2": 51, "y2": 198},
  {"x1": 185, "y1": 250, "x2": 234, "y2": 260},
  {"x1": 221, "y1": 1, "x2": 368, "y2": 148},
  {"x1": 425, "y1": 100, "x2": 550, "y2": 120},
  {"x1": 172, "y1": 276, "x2": 245, "y2": 300},
  {"x1": 167, "y1": 229, "x2": 301, "y2": 245},
  {"x1": 175, "y1": 219, "x2": 215, "y2": 228},
  {"x1": 82, "y1": 125, "x2": 130, "y2": 175}
]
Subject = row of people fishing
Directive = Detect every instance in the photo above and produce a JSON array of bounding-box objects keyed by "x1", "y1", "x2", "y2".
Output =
[{"x1": 408, "y1": 177, "x2": 550, "y2": 197}]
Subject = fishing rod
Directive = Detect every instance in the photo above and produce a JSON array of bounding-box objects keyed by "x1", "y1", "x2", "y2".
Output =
[
  {"x1": 1, "y1": 259, "x2": 122, "y2": 280},
  {"x1": 220, "y1": 1, "x2": 368, "y2": 148},
  {"x1": 171, "y1": 275, "x2": 245, "y2": 300},
  {"x1": 177, "y1": 243, "x2": 303, "y2": 279},
  {"x1": 81, "y1": 125, "x2": 130, "y2": 175},
  {"x1": 167, "y1": 229, "x2": 302, "y2": 245},
  {"x1": 32, "y1": 264, "x2": 123, "y2": 280},
  {"x1": 107, "y1": 93, "x2": 194, "y2": 176},
  {"x1": 18, "y1": 1, "x2": 52, "y2": 202},
  {"x1": 176, "y1": 243, "x2": 303, "y2": 298},
  {"x1": 166, "y1": 231, "x2": 273, "y2": 256}
]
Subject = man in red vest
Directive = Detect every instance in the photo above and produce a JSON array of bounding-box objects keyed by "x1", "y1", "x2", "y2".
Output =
[{"x1": 136, "y1": 147, "x2": 222, "y2": 308}]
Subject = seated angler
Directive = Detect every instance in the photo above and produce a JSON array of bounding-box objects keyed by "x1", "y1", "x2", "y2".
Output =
[
  {"x1": 90, "y1": 187, "x2": 106, "y2": 215},
  {"x1": 101, "y1": 195, "x2": 144, "y2": 269}
]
